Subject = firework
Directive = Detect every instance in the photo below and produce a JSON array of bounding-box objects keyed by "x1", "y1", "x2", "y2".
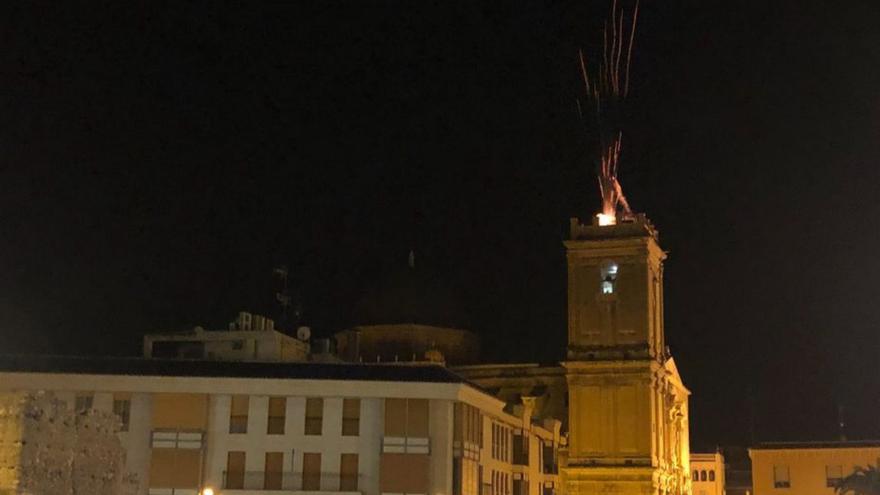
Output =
[{"x1": 579, "y1": 0, "x2": 640, "y2": 224}]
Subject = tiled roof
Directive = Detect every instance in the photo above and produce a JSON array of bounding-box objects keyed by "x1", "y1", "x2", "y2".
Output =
[{"x1": 0, "y1": 354, "x2": 470, "y2": 383}]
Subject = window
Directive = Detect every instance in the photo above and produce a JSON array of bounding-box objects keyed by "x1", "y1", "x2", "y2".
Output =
[
  {"x1": 383, "y1": 398, "x2": 430, "y2": 453},
  {"x1": 827, "y1": 465, "x2": 843, "y2": 488},
  {"x1": 303, "y1": 453, "x2": 321, "y2": 490},
  {"x1": 709, "y1": 470, "x2": 715, "y2": 482},
  {"x1": 75, "y1": 394, "x2": 93, "y2": 413},
  {"x1": 455, "y1": 402, "x2": 483, "y2": 456},
  {"x1": 342, "y1": 398, "x2": 360, "y2": 436},
  {"x1": 491, "y1": 424, "x2": 511, "y2": 462},
  {"x1": 693, "y1": 470, "x2": 699, "y2": 481},
  {"x1": 264, "y1": 452, "x2": 283, "y2": 490},
  {"x1": 513, "y1": 479, "x2": 528, "y2": 495},
  {"x1": 773, "y1": 465, "x2": 790, "y2": 488},
  {"x1": 454, "y1": 459, "x2": 463, "y2": 495},
  {"x1": 229, "y1": 395, "x2": 249, "y2": 434},
  {"x1": 542, "y1": 441, "x2": 557, "y2": 474},
  {"x1": 113, "y1": 395, "x2": 131, "y2": 432},
  {"x1": 226, "y1": 451, "x2": 246, "y2": 489},
  {"x1": 305, "y1": 398, "x2": 323, "y2": 435},
  {"x1": 513, "y1": 431, "x2": 529, "y2": 465},
  {"x1": 599, "y1": 260, "x2": 619, "y2": 294},
  {"x1": 700, "y1": 470, "x2": 707, "y2": 481},
  {"x1": 268, "y1": 397, "x2": 286, "y2": 435},
  {"x1": 340, "y1": 453, "x2": 359, "y2": 491}
]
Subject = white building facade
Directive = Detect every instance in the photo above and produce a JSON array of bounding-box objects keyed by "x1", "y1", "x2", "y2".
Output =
[{"x1": 0, "y1": 356, "x2": 561, "y2": 495}]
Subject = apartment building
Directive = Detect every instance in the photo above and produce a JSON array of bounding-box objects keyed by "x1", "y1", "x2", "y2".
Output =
[
  {"x1": 750, "y1": 441, "x2": 880, "y2": 495},
  {"x1": 0, "y1": 355, "x2": 560, "y2": 495}
]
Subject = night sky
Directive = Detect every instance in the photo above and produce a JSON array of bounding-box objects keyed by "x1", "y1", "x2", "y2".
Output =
[{"x1": 2, "y1": 1, "x2": 879, "y2": 450}]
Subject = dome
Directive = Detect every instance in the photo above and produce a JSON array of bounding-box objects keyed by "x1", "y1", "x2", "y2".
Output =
[
  {"x1": 351, "y1": 262, "x2": 470, "y2": 329},
  {"x1": 339, "y1": 259, "x2": 480, "y2": 364}
]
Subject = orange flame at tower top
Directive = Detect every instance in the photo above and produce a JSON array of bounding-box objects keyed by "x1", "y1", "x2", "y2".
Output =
[{"x1": 597, "y1": 132, "x2": 632, "y2": 225}]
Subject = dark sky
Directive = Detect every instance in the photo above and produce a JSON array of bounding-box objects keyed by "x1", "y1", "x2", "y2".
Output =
[{"x1": 2, "y1": 1, "x2": 879, "y2": 450}]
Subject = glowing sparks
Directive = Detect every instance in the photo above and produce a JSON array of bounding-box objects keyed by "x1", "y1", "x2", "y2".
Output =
[{"x1": 578, "y1": 0, "x2": 640, "y2": 225}]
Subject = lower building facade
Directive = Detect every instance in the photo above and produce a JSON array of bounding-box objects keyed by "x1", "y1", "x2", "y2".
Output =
[
  {"x1": 0, "y1": 356, "x2": 560, "y2": 495},
  {"x1": 749, "y1": 441, "x2": 880, "y2": 495}
]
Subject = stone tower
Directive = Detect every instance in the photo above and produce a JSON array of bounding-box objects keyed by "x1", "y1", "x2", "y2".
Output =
[{"x1": 562, "y1": 214, "x2": 691, "y2": 495}]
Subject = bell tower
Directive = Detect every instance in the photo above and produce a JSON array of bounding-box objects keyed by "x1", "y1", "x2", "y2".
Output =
[
  {"x1": 565, "y1": 214, "x2": 666, "y2": 360},
  {"x1": 562, "y1": 214, "x2": 691, "y2": 495}
]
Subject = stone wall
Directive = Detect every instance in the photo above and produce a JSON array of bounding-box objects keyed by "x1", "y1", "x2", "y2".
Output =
[{"x1": 0, "y1": 391, "x2": 137, "y2": 495}]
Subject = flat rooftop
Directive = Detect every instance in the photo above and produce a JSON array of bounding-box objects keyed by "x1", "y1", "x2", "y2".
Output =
[
  {"x1": 0, "y1": 354, "x2": 470, "y2": 383},
  {"x1": 752, "y1": 440, "x2": 880, "y2": 450}
]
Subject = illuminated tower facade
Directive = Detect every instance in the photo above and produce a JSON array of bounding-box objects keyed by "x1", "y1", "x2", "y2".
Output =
[{"x1": 562, "y1": 214, "x2": 691, "y2": 495}]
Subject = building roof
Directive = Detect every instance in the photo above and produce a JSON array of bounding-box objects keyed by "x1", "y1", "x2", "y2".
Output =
[
  {"x1": 0, "y1": 354, "x2": 472, "y2": 383},
  {"x1": 752, "y1": 440, "x2": 880, "y2": 450},
  {"x1": 352, "y1": 263, "x2": 470, "y2": 329}
]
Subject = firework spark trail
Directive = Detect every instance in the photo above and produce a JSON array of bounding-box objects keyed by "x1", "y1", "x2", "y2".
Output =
[
  {"x1": 578, "y1": 0, "x2": 640, "y2": 222},
  {"x1": 624, "y1": 0, "x2": 640, "y2": 96}
]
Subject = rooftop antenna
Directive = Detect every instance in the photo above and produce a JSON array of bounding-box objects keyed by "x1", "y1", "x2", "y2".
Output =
[
  {"x1": 273, "y1": 265, "x2": 291, "y2": 325},
  {"x1": 747, "y1": 385, "x2": 757, "y2": 445}
]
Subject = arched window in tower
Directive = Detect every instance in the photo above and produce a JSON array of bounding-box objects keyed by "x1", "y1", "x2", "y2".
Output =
[
  {"x1": 709, "y1": 470, "x2": 715, "y2": 482},
  {"x1": 700, "y1": 470, "x2": 707, "y2": 482},
  {"x1": 599, "y1": 260, "x2": 619, "y2": 294}
]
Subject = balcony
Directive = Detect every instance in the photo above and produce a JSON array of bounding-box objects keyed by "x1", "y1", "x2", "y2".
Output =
[
  {"x1": 151, "y1": 429, "x2": 204, "y2": 449},
  {"x1": 222, "y1": 472, "x2": 364, "y2": 493}
]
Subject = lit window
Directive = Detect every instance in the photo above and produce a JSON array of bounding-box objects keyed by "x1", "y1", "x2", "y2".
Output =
[
  {"x1": 709, "y1": 470, "x2": 715, "y2": 481},
  {"x1": 701, "y1": 470, "x2": 707, "y2": 481},
  {"x1": 599, "y1": 260, "x2": 619, "y2": 294}
]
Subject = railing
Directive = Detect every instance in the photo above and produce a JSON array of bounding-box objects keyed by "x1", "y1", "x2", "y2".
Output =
[
  {"x1": 151, "y1": 429, "x2": 204, "y2": 449},
  {"x1": 382, "y1": 436, "x2": 430, "y2": 454},
  {"x1": 223, "y1": 471, "x2": 364, "y2": 492}
]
